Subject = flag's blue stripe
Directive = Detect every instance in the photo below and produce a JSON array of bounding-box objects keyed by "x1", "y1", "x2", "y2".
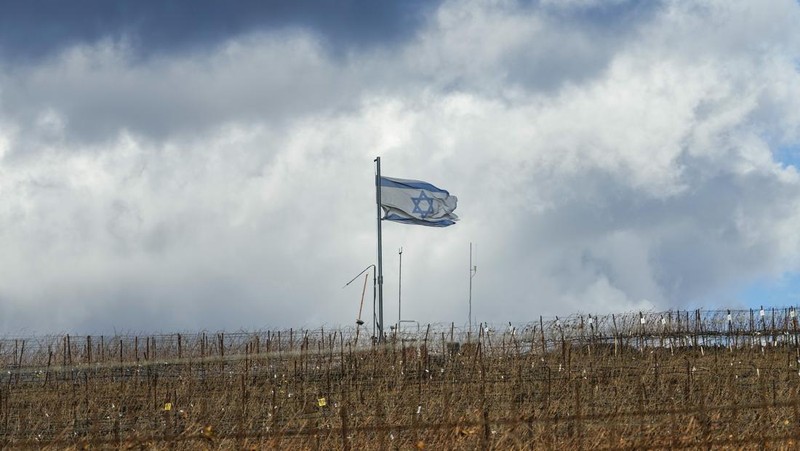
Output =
[
  {"x1": 384, "y1": 213, "x2": 455, "y2": 227},
  {"x1": 380, "y1": 177, "x2": 450, "y2": 194}
]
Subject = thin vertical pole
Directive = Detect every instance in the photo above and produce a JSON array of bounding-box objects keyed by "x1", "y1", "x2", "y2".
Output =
[
  {"x1": 469, "y1": 242, "x2": 473, "y2": 333},
  {"x1": 398, "y1": 247, "x2": 403, "y2": 331},
  {"x1": 469, "y1": 242, "x2": 477, "y2": 333},
  {"x1": 375, "y1": 157, "x2": 385, "y2": 342}
]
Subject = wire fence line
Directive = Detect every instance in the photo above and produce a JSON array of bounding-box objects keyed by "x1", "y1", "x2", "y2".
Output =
[
  {"x1": 2, "y1": 307, "x2": 800, "y2": 449},
  {"x1": 1, "y1": 307, "x2": 798, "y2": 370}
]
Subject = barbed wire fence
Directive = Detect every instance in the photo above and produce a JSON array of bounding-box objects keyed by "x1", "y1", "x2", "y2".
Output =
[{"x1": 1, "y1": 307, "x2": 800, "y2": 449}]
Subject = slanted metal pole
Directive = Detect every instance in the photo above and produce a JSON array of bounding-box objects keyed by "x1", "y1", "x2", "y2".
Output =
[
  {"x1": 343, "y1": 264, "x2": 376, "y2": 338},
  {"x1": 375, "y1": 157, "x2": 385, "y2": 342}
]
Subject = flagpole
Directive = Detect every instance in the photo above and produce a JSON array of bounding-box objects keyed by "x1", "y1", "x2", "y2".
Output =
[{"x1": 375, "y1": 157, "x2": 385, "y2": 342}]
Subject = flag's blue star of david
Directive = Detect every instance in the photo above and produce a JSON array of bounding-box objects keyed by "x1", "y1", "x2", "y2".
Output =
[{"x1": 411, "y1": 191, "x2": 435, "y2": 218}]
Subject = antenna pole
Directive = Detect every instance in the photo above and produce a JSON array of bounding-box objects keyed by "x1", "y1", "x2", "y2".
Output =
[
  {"x1": 469, "y1": 242, "x2": 477, "y2": 332},
  {"x1": 398, "y1": 247, "x2": 403, "y2": 331}
]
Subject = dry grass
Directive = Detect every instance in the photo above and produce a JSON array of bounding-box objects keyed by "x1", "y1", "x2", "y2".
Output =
[{"x1": 1, "y1": 309, "x2": 800, "y2": 449}]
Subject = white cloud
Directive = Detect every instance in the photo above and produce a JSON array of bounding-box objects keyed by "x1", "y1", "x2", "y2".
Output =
[{"x1": 1, "y1": 0, "x2": 800, "y2": 333}]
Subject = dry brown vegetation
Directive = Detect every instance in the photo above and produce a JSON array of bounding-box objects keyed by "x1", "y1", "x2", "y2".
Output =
[{"x1": 2, "y1": 308, "x2": 800, "y2": 449}]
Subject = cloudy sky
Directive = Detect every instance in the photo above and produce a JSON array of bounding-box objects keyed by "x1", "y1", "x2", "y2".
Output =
[{"x1": 2, "y1": 0, "x2": 800, "y2": 334}]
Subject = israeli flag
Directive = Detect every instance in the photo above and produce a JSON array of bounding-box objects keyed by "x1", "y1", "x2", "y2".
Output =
[{"x1": 380, "y1": 176, "x2": 458, "y2": 227}]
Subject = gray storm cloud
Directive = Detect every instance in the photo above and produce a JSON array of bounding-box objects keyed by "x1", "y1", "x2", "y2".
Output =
[{"x1": 1, "y1": 0, "x2": 800, "y2": 333}]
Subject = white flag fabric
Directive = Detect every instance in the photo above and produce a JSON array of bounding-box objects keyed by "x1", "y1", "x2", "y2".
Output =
[{"x1": 380, "y1": 176, "x2": 458, "y2": 227}]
